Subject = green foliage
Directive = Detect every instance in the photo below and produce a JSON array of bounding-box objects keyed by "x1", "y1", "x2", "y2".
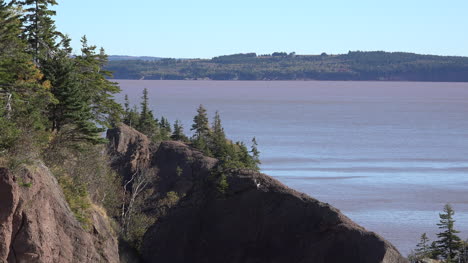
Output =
[
  {"x1": 189, "y1": 107, "x2": 260, "y2": 171},
  {"x1": 136, "y1": 88, "x2": 160, "y2": 139},
  {"x1": 191, "y1": 104, "x2": 210, "y2": 139},
  {"x1": 122, "y1": 213, "x2": 156, "y2": 252},
  {"x1": 0, "y1": 0, "x2": 55, "y2": 154},
  {"x1": 175, "y1": 166, "x2": 183, "y2": 177},
  {"x1": 410, "y1": 204, "x2": 465, "y2": 263},
  {"x1": 216, "y1": 174, "x2": 229, "y2": 195},
  {"x1": 165, "y1": 191, "x2": 180, "y2": 204},
  {"x1": 58, "y1": 173, "x2": 92, "y2": 229},
  {"x1": 411, "y1": 233, "x2": 431, "y2": 260},
  {"x1": 436, "y1": 204, "x2": 462, "y2": 262},
  {"x1": 122, "y1": 89, "x2": 179, "y2": 143},
  {"x1": 171, "y1": 120, "x2": 188, "y2": 142},
  {"x1": 17, "y1": 177, "x2": 33, "y2": 188},
  {"x1": 0, "y1": 116, "x2": 20, "y2": 151},
  {"x1": 159, "y1": 116, "x2": 172, "y2": 141},
  {"x1": 250, "y1": 137, "x2": 261, "y2": 166},
  {"x1": 18, "y1": 0, "x2": 59, "y2": 62}
]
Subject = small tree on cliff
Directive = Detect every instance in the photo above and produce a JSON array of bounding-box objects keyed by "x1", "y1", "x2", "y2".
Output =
[
  {"x1": 171, "y1": 120, "x2": 188, "y2": 142},
  {"x1": 436, "y1": 204, "x2": 462, "y2": 262},
  {"x1": 191, "y1": 104, "x2": 211, "y2": 155},
  {"x1": 414, "y1": 233, "x2": 431, "y2": 259},
  {"x1": 250, "y1": 137, "x2": 260, "y2": 166},
  {"x1": 137, "y1": 88, "x2": 159, "y2": 138}
]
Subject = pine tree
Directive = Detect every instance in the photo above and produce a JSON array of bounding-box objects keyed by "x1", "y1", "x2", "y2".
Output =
[
  {"x1": 18, "y1": 0, "x2": 59, "y2": 63},
  {"x1": 191, "y1": 104, "x2": 210, "y2": 139},
  {"x1": 212, "y1": 111, "x2": 225, "y2": 139},
  {"x1": 171, "y1": 120, "x2": 188, "y2": 142},
  {"x1": 159, "y1": 116, "x2": 172, "y2": 140},
  {"x1": 211, "y1": 111, "x2": 228, "y2": 158},
  {"x1": 40, "y1": 36, "x2": 108, "y2": 145},
  {"x1": 191, "y1": 104, "x2": 211, "y2": 155},
  {"x1": 124, "y1": 94, "x2": 130, "y2": 115},
  {"x1": 0, "y1": 0, "x2": 54, "y2": 151},
  {"x1": 460, "y1": 240, "x2": 468, "y2": 263},
  {"x1": 250, "y1": 136, "x2": 260, "y2": 166},
  {"x1": 414, "y1": 233, "x2": 431, "y2": 259},
  {"x1": 74, "y1": 36, "x2": 122, "y2": 127},
  {"x1": 136, "y1": 88, "x2": 158, "y2": 138},
  {"x1": 436, "y1": 204, "x2": 462, "y2": 262}
]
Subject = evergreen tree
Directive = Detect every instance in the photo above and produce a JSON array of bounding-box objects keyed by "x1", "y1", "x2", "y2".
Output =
[
  {"x1": 18, "y1": 0, "x2": 59, "y2": 62},
  {"x1": 414, "y1": 233, "x2": 431, "y2": 259},
  {"x1": 122, "y1": 94, "x2": 139, "y2": 128},
  {"x1": 0, "y1": 0, "x2": 54, "y2": 151},
  {"x1": 41, "y1": 36, "x2": 109, "y2": 145},
  {"x1": 124, "y1": 94, "x2": 130, "y2": 115},
  {"x1": 127, "y1": 105, "x2": 140, "y2": 128},
  {"x1": 250, "y1": 136, "x2": 260, "y2": 166},
  {"x1": 136, "y1": 88, "x2": 158, "y2": 138},
  {"x1": 191, "y1": 104, "x2": 211, "y2": 155},
  {"x1": 159, "y1": 116, "x2": 172, "y2": 140},
  {"x1": 74, "y1": 36, "x2": 122, "y2": 127},
  {"x1": 171, "y1": 120, "x2": 188, "y2": 142},
  {"x1": 191, "y1": 104, "x2": 210, "y2": 139},
  {"x1": 211, "y1": 111, "x2": 228, "y2": 158},
  {"x1": 436, "y1": 204, "x2": 462, "y2": 262},
  {"x1": 460, "y1": 239, "x2": 468, "y2": 263},
  {"x1": 212, "y1": 111, "x2": 225, "y2": 139}
]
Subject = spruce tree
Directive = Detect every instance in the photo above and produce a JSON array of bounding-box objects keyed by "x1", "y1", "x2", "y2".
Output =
[
  {"x1": 211, "y1": 111, "x2": 227, "y2": 158},
  {"x1": 171, "y1": 120, "x2": 188, "y2": 142},
  {"x1": 250, "y1": 136, "x2": 260, "y2": 166},
  {"x1": 0, "y1": 0, "x2": 54, "y2": 150},
  {"x1": 414, "y1": 233, "x2": 431, "y2": 259},
  {"x1": 436, "y1": 204, "x2": 462, "y2": 262},
  {"x1": 159, "y1": 116, "x2": 172, "y2": 140},
  {"x1": 40, "y1": 36, "x2": 109, "y2": 145},
  {"x1": 18, "y1": 0, "x2": 59, "y2": 63},
  {"x1": 136, "y1": 88, "x2": 158, "y2": 138},
  {"x1": 191, "y1": 104, "x2": 211, "y2": 155},
  {"x1": 191, "y1": 104, "x2": 210, "y2": 139},
  {"x1": 74, "y1": 36, "x2": 122, "y2": 127}
]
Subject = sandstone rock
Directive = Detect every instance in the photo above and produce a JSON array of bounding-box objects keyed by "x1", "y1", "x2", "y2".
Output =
[
  {"x1": 0, "y1": 163, "x2": 118, "y2": 263},
  {"x1": 107, "y1": 123, "x2": 153, "y2": 182}
]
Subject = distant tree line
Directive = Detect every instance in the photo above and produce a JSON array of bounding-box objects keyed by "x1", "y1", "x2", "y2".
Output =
[{"x1": 105, "y1": 51, "x2": 468, "y2": 82}]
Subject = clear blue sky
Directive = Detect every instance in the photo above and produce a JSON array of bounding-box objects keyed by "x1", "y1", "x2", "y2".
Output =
[{"x1": 54, "y1": 0, "x2": 468, "y2": 58}]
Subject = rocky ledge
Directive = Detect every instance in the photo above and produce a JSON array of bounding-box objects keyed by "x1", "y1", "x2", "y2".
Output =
[{"x1": 108, "y1": 124, "x2": 408, "y2": 263}]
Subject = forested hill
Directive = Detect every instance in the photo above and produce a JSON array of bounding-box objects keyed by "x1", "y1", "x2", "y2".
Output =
[{"x1": 105, "y1": 51, "x2": 468, "y2": 82}]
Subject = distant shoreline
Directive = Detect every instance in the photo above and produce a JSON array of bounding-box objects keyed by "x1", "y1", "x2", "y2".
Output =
[
  {"x1": 105, "y1": 51, "x2": 468, "y2": 82},
  {"x1": 112, "y1": 79, "x2": 468, "y2": 84}
]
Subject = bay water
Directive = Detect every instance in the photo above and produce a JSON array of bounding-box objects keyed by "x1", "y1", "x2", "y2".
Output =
[{"x1": 115, "y1": 80, "x2": 468, "y2": 255}]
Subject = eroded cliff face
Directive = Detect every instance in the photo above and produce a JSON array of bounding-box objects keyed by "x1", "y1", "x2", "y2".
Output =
[
  {"x1": 107, "y1": 124, "x2": 408, "y2": 263},
  {"x1": 0, "y1": 163, "x2": 118, "y2": 263}
]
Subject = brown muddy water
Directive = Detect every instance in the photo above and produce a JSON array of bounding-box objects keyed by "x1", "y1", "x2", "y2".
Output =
[{"x1": 115, "y1": 80, "x2": 468, "y2": 256}]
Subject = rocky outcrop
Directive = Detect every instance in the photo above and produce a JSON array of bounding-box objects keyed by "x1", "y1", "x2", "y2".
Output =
[
  {"x1": 107, "y1": 124, "x2": 408, "y2": 263},
  {"x1": 0, "y1": 163, "x2": 119, "y2": 263},
  {"x1": 107, "y1": 123, "x2": 153, "y2": 182},
  {"x1": 142, "y1": 168, "x2": 406, "y2": 263}
]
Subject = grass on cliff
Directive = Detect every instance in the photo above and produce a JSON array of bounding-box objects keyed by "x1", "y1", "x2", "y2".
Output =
[{"x1": 44, "y1": 143, "x2": 122, "y2": 231}]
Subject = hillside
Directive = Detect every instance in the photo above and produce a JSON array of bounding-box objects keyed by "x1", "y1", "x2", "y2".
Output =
[{"x1": 105, "y1": 51, "x2": 468, "y2": 82}]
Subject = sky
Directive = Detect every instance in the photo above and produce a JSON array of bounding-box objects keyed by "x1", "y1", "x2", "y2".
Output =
[{"x1": 53, "y1": 0, "x2": 468, "y2": 58}]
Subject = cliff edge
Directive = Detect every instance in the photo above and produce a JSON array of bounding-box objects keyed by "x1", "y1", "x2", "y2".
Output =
[
  {"x1": 108, "y1": 124, "x2": 408, "y2": 263},
  {"x1": 0, "y1": 163, "x2": 118, "y2": 263}
]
